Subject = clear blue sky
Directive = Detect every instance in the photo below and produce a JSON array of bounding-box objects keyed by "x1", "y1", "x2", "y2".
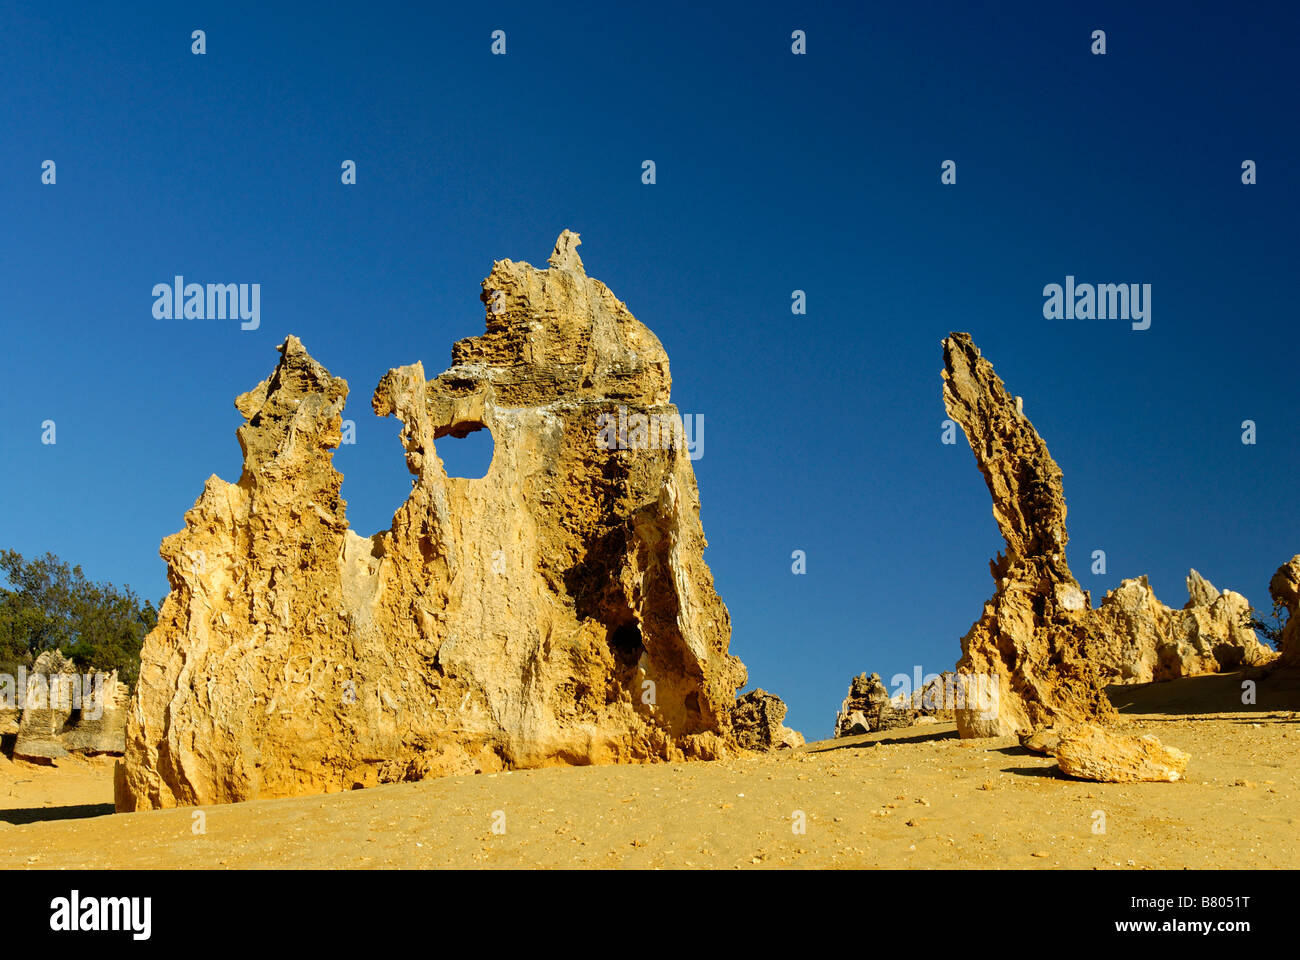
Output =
[{"x1": 2, "y1": 2, "x2": 1297, "y2": 739}]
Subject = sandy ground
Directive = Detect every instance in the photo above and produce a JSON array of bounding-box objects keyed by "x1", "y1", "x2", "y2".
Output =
[{"x1": 1, "y1": 671, "x2": 1297, "y2": 869}]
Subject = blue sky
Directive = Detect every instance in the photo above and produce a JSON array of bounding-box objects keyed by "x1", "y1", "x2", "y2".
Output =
[{"x1": 2, "y1": 1, "x2": 1297, "y2": 739}]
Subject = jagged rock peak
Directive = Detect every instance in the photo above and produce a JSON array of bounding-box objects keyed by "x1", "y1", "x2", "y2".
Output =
[
  {"x1": 941, "y1": 332, "x2": 1114, "y2": 738},
  {"x1": 547, "y1": 229, "x2": 585, "y2": 274},
  {"x1": 117, "y1": 234, "x2": 748, "y2": 810}
]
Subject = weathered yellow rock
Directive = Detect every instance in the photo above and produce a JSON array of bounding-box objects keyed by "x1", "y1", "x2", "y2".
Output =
[
  {"x1": 1055, "y1": 723, "x2": 1190, "y2": 783},
  {"x1": 117, "y1": 231, "x2": 747, "y2": 810},
  {"x1": 1090, "y1": 570, "x2": 1275, "y2": 683},
  {"x1": 942, "y1": 333, "x2": 1115, "y2": 737}
]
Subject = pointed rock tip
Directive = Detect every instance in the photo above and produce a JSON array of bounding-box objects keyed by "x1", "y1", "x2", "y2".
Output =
[
  {"x1": 279, "y1": 334, "x2": 309, "y2": 358},
  {"x1": 548, "y1": 230, "x2": 585, "y2": 274}
]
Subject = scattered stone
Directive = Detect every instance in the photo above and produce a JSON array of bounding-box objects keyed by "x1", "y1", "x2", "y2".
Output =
[
  {"x1": 1054, "y1": 723, "x2": 1190, "y2": 783},
  {"x1": 1018, "y1": 727, "x2": 1061, "y2": 756},
  {"x1": 119, "y1": 232, "x2": 754, "y2": 810}
]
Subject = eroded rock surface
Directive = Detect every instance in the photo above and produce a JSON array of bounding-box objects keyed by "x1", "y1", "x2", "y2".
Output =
[
  {"x1": 1055, "y1": 723, "x2": 1190, "y2": 783},
  {"x1": 13, "y1": 651, "x2": 78, "y2": 760},
  {"x1": 731, "y1": 689, "x2": 803, "y2": 750},
  {"x1": 834, "y1": 673, "x2": 914, "y2": 737},
  {"x1": 942, "y1": 333, "x2": 1116, "y2": 738},
  {"x1": 1090, "y1": 571, "x2": 1274, "y2": 683},
  {"x1": 9, "y1": 652, "x2": 127, "y2": 759},
  {"x1": 118, "y1": 232, "x2": 749, "y2": 810}
]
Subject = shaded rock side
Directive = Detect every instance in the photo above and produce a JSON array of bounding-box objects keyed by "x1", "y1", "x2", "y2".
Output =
[
  {"x1": 59, "y1": 671, "x2": 129, "y2": 754},
  {"x1": 731, "y1": 689, "x2": 803, "y2": 750},
  {"x1": 1054, "y1": 723, "x2": 1190, "y2": 783},
  {"x1": 1089, "y1": 570, "x2": 1275, "y2": 683},
  {"x1": 1269, "y1": 556, "x2": 1300, "y2": 667},
  {"x1": 942, "y1": 333, "x2": 1115, "y2": 738},
  {"x1": 118, "y1": 231, "x2": 748, "y2": 810}
]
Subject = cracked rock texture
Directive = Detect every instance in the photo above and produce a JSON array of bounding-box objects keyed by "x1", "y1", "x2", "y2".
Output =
[
  {"x1": 833, "y1": 673, "x2": 914, "y2": 737},
  {"x1": 118, "y1": 231, "x2": 748, "y2": 810},
  {"x1": 730, "y1": 689, "x2": 803, "y2": 750},
  {"x1": 1055, "y1": 723, "x2": 1190, "y2": 783},
  {"x1": 942, "y1": 333, "x2": 1116, "y2": 738},
  {"x1": 943, "y1": 334, "x2": 1271, "y2": 739}
]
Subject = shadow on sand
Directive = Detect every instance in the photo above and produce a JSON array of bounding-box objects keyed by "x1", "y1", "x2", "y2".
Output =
[
  {"x1": 1107, "y1": 668, "x2": 1300, "y2": 716},
  {"x1": 0, "y1": 803, "x2": 115, "y2": 825}
]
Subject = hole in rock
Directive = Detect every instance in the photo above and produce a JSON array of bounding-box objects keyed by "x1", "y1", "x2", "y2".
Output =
[
  {"x1": 438, "y1": 422, "x2": 495, "y2": 479},
  {"x1": 608, "y1": 622, "x2": 645, "y2": 672},
  {"x1": 335, "y1": 414, "x2": 425, "y2": 539}
]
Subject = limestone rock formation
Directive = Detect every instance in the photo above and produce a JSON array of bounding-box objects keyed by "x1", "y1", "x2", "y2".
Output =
[
  {"x1": 1054, "y1": 723, "x2": 1190, "y2": 783},
  {"x1": 891, "y1": 671, "x2": 958, "y2": 721},
  {"x1": 834, "y1": 673, "x2": 913, "y2": 737},
  {"x1": 942, "y1": 333, "x2": 1115, "y2": 738},
  {"x1": 731, "y1": 690, "x2": 803, "y2": 750},
  {"x1": 7, "y1": 652, "x2": 127, "y2": 759},
  {"x1": 13, "y1": 651, "x2": 78, "y2": 760},
  {"x1": 1268, "y1": 556, "x2": 1300, "y2": 666},
  {"x1": 118, "y1": 231, "x2": 750, "y2": 810},
  {"x1": 1090, "y1": 571, "x2": 1274, "y2": 683},
  {"x1": 60, "y1": 672, "x2": 129, "y2": 755}
]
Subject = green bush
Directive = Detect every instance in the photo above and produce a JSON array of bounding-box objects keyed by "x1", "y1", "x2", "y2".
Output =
[{"x1": 0, "y1": 548, "x2": 157, "y2": 690}]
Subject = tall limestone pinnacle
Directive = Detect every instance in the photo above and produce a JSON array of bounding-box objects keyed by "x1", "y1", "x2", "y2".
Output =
[
  {"x1": 117, "y1": 232, "x2": 748, "y2": 810},
  {"x1": 941, "y1": 332, "x2": 1116, "y2": 737}
]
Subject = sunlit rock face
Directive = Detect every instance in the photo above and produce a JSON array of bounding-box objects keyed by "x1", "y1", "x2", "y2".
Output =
[
  {"x1": 118, "y1": 232, "x2": 747, "y2": 810},
  {"x1": 942, "y1": 332, "x2": 1115, "y2": 738}
]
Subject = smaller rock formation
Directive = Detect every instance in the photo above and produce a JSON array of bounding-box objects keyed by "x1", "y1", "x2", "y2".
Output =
[
  {"x1": 60, "y1": 672, "x2": 129, "y2": 755},
  {"x1": 1090, "y1": 571, "x2": 1275, "y2": 683},
  {"x1": 8, "y1": 652, "x2": 127, "y2": 760},
  {"x1": 1268, "y1": 556, "x2": 1300, "y2": 666},
  {"x1": 731, "y1": 690, "x2": 803, "y2": 750},
  {"x1": 942, "y1": 333, "x2": 1116, "y2": 737},
  {"x1": 13, "y1": 651, "x2": 78, "y2": 760},
  {"x1": 1054, "y1": 723, "x2": 1190, "y2": 783},
  {"x1": 834, "y1": 673, "x2": 914, "y2": 736},
  {"x1": 891, "y1": 671, "x2": 959, "y2": 721}
]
